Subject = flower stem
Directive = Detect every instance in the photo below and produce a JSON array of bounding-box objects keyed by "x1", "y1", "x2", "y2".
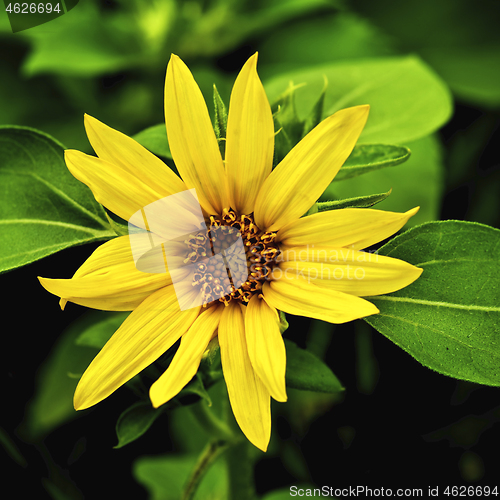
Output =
[
  {"x1": 225, "y1": 440, "x2": 258, "y2": 500},
  {"x1": 181, "y1": 439, "x2": 231, "y2": 500},
  {"x1": 221, "y1": 384, "x2": 258, "y2": 500}
]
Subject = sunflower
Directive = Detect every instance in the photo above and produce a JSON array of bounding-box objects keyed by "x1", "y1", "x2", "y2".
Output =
[{"x1": 39, "y1": 53, "x2": 422, "y2": 451}]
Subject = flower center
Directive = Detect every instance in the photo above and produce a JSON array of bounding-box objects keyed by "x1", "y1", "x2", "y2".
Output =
[{"x1": 184, "y1": 208, "x2": 280, "y2": 307}]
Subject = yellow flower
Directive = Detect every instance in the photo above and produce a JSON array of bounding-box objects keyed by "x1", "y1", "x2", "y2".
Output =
[{"x1": 39, "y1": 53, "x2": 422, "y2": 451}]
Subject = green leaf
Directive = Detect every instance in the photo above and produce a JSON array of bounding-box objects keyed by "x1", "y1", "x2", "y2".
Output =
[
  {"x1": 21, "y1": 2, "x2": 139, "y2": 77},
  {"x1": 213, "y1": 85, "x2": 228, "y2": 141},
  {"x1": 422, "y1": 44, "x2": 500, "y2": 108},
  {"x1": 335, "y1": 144, "x2": 411, "y2": 181},
  {"x1": 351, "y1": 0, "x2": 500, "y2": 108},
  {"x1": 272, "y1": 82, "x2": 305, "y2": 165},
  {"x1": 264, "y1": 56, "x2": 453, "y2": 144},
  {"x1": 22, "y1": 312, "x2": 113, "y2": 439},
  {"x1": 0, "y1": 126, "x2": 114, "y2": 274},
  {"x1": 105, "y1": 212, "x2": 129, "y2": 237},
  {"x1": 279, "y1": 311, "x2": 289, "y2": 334},
  {"x1": 259, "y1": 12, "x2": 395, "y2": 68},
  {"x1": 285, "y1": 340, "x2": 344, "y2": 393},
  {"x1": 133, "y1": 453, "x2": 228, "y2": 500},
  {"x1": 365, "y1": 220, "x2": 500, "y2": 386},
  {"x1": 323, "y1": 134, "x2": 444, "y2": 227},
  {"x1": 75, "y1": 311, "x2": 129, "y2": 349},
  {"x1": 213, "y1": 84, "x2": 228, "y2": 158},
  {"x1": 301, "y1": 77, "x2": 327, "y2": 138},
  {"x1": 178, "y1": 374, "x2": 213, "y2": 407},
  {"x1": 115, "y1": 401, "x2": 163, "y2": 449},
  {"x1": 169, "y1": 382, "x2": 227, "y2": 454},
  {"x1": 132, "y1": 124, "x2": 172, "y2": 159},
  {"x1": 318, "y1": 190, "x2": 392, "y2": 211},
  {"x1": 175, "y1": 0, "x2": 336, "y2": 59}
]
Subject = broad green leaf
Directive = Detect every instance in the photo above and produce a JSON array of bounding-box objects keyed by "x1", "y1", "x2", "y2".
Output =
[
  {"x1": 259, "y1": 12, "x2": 395, "y2": 68},
  {"x1": 422, "y1": 44, "x2": 500, "y2": 108},
  {"x1": 352, "y1": 0, "x2": 500, "y2": 108},
  {"x1": 0, "y1": 126, "x2": 114, "y2": 274},
  {"x1": 318, "y1": 190, "x2": 392, "y2": 211},
  {"x1": 115, "y1": 401, "x2": 163, "y2": 449},
  {"x1": 335, "y1": 144, "x2": 411, "y2": 181},
  {"x1": 132, "y1": 124, "x2": 171, "y2": 160},
  {"x1": 264, "y1": 56, "x2": 453, "y2": 144},
  {"x1": 285, "y1": 340, "x2": 344, "y2": 393},
  {"x1": 133, "y1": 452, "x2": 228, "y2": 500},
  {"x1": 22, "y1": 312, "x2": 106, "y2": 438},
  {"x1": 21, "y1": 3, "x2": 139, "y2": 77},
  {"x1": 105, "y1": 212, "x2": 129, "y2": 237},
  {"x1": 75, "y1": 311, "x2": 129, "y2": 349},
  {"x1": 323, "y1": 135, "x2": 444, "y2": 227},
  {"x1": 365, "y1": 220, "x2": 500, "y2": 386}
]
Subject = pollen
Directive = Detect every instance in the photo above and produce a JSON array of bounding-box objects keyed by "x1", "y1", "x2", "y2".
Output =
[{"x1": 184, "y1": 209, "x2": 281, "y2": 307}]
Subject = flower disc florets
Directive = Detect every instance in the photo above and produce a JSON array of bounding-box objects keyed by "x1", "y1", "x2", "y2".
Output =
[{"x1": 184, "y1": 208, "x2": 281, "y2": 307}]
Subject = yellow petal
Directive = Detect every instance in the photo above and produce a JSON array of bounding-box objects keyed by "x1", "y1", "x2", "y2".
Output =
[
  {"x1": 262, "y1": 275, "x2": 379, "y2": 324},
  {"x1": 218, "y1": 301, "x2": 271, "y2": 451},
  {"x1": 65, "y1": 149, "x2": 172, "y2": 222},
  {"x1": 254, "y1": 105, "x2": 369, "y2": 231},
  {"x1": 38, "y1": 236, "x2": 169, "y2": 311},
  {"x1": 74, "y1": 285, "x2": 201, "y2": 410},
  {"x1": 277, "y1": 207, "x2": 419, "y2": 250},
  {"x1": 165, "y1": 54, "x2": 228, "y2": 215},
  {"x1": 279, "y1": 246, "x2": 423, "y2": 296},
  {"x1": 245, "y1": 295, "x2": 287, "y2": 402},
  {"x1": 84, "y1": 114, "x2": 186, "y2": 196},
  {"x1": 225, "y1": 53, "x2": 274, "y2": 214},
  {"x1": 150, "y1": 305, "x2": 223, "y2": 407}
]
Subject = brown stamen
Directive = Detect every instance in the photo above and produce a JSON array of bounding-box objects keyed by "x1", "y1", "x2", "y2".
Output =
[{"x1": 184, "y1": 209, "x2": 281, "y2": 307}]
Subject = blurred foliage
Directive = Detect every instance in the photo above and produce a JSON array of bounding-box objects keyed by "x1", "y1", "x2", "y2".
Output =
[
  {"x1": 21, "y1": 310, "x2": 125, "y2": 439},
  {"x1": 323, "y1": 135, "x2": 444, "y2": 226},
  {"x1": 134, "y1": 452, "x2": 228, "y2": 500},
  {"x1": 2, "y1": 0, "x2": 500, "y2": 497},
  {"x1": 351, "y1": 0, "x2": 500, "y2": 108}
]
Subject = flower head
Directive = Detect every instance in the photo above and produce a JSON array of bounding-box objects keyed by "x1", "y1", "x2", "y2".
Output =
[{"x1": 39, "y1": 53, "x2": 422, "y2": 451}]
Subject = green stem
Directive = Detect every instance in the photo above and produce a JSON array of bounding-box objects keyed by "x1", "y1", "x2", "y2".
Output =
[
  {"x1": 221, "y1": 386, "x2": 258, "y2": 500},
  {"x1": 225, "y1": 440, "x2": 258, "y2": 500},
  {"x1": 189, "y1": 388, "x2": 258, "y2": 499},
  {"x1": 181, "y1": 439, "x2": 231, "y2": 500}
]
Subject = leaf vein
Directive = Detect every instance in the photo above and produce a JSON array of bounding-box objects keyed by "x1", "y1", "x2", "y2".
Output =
[{"x1": 372, "y1": 295, "x2": 500, "y2": 313}]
